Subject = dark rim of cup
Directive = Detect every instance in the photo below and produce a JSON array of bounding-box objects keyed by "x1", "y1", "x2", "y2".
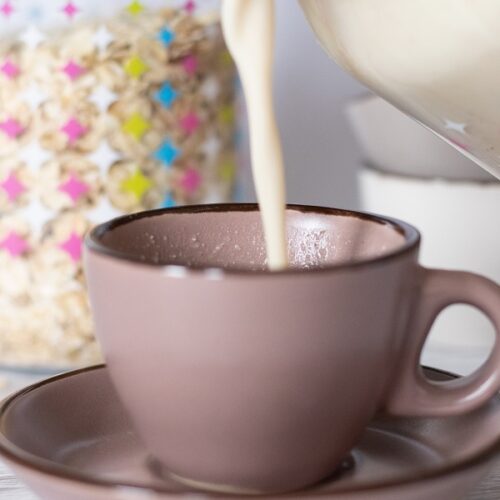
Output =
[
  {"x1": 85, "y1": 204, "x2": 420, "y2": 275},
  {"x1": 0, "y1": 365, "x2": 498, "y2": 497}
]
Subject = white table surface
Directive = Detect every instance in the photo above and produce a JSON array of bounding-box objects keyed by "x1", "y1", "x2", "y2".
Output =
[{"x1": 0, "y1": 345, "x2": 496, "y2": 499}]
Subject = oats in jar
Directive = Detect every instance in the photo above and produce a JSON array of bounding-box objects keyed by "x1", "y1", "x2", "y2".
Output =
[
  {"x1": 38, "y1": 98, "x2": 106, "y2": 154},
  {"x1": 38, "y1": 156, "x2": 102, "y2": 212},
  {"x1": 0, "y1": 3, "x2": 237, "y2": 368},
  {"x1": 107, "y1": 160, "x2": 167, "y2": 212},
  {"x1": 0, "y1": 159, "x2": 32, "y2": 211}
]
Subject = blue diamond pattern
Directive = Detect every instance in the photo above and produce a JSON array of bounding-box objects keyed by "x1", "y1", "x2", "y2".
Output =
[
  {"x1": 154, "y1": 82, "x2": 177, "y2": 108},
  {"x1": 154, "y1": 140, "x2": 180, "y2": 166},
  {"x1": 162, "y1": 193, "x2": 176, "y2": 208},
  {"x1": 158, "y1": 27, "x2": 175, "y2": 46}
]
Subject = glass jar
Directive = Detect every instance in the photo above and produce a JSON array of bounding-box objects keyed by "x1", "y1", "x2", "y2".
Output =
[{"x1": 0, "y1": 0, "x2": 237, "y2": 369}]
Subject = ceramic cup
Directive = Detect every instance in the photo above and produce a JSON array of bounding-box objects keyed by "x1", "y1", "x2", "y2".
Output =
[{"x1": 84, "y1": 204, "x2": 500, "y2": 494}]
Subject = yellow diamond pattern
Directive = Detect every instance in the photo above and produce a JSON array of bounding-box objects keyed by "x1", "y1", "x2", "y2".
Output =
[
  {"x1": 218, "y1": 104, "x2": 235, "y2": 125},
  {"x1": 219, "y1": 161, "x2": 236, "y2": 182},
  {"x1": 121, "y1": 169, "x2": 152, "y2": 200},
  {"x1": 126, "y1": 1, "x2": 144, "y2": 16},
  {"x1": 122, "y1": 113, "x2": 151, "y2": 141},
  {"x1": 124, "y1": 55, "x2": 148, "y2": 79}
]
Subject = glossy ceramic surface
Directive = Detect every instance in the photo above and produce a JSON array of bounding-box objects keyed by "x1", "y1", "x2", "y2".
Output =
[
  {"x1": 84, "y1": 204, "x2": 500, "y2": 492},
  {"x1": 300, "y1": 0, "x2": 500, "y2": 179},
  {"x1": 0, "y1": 366, "x2": 498, "y2": 500}
]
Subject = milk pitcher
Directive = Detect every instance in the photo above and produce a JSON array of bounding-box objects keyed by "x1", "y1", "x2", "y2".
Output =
[{"x1": 300, "y1": 0, "x2": 500, "y2": 179}]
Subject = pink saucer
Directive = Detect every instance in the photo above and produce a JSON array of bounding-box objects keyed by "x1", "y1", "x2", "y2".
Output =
[{"x1": 0, "y1": 365, "x2": 498, "y2": 500}]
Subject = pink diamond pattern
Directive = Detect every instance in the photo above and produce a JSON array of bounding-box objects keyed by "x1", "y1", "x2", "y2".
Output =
[
  {"x1": 180, "y1": 112, "x2": 200, "y2": 135},
  {"x1": 184, "y1": 0, "x2": 196, "y2": 14},
  {"x1": 182, "y1": 54, "x2": 198, "y2": 76},
  {"x1": 61, "y1": 118, "x2": 87, "y2": 144},
  {"x1": 59, "y1": 232, "x2": 82, "y2": 262},
  {"x1": 63, "y1": 60, "x2": 85, "y2": 80},
  {"x1": 0, "y1": 232, "x2": 28, "y2": 257},
  {"x1": 0, "y1": 118, "x2": 24, "y2": 139},
  {"x1": 0, "y1": 1, "x2": 13, "y2": 17},
  {"x1": 1, "y1": 60, "x2": 19, "y2": 79},
  {"x1": 59, "y1": 173, "x2": 89, "y2": 203},
  {"x1": 181, "y1": 167, "x2": 201, "y2": 194},
  {"x1": 62, "y1": 1, "x2": 79, "y2": 19},
  {"x1": 1, "y1": 172, "x2": 25, "y2": 201}
]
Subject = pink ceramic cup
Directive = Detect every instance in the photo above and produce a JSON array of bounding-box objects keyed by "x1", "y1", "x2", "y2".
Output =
[{"x1": 84, "y1": 204, "x2": 500, "y2": 494}]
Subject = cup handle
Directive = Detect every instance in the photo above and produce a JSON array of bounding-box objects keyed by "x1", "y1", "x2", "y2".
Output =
[{"x1": 386, "y1": 267, "x2": 500, "y2": 417}]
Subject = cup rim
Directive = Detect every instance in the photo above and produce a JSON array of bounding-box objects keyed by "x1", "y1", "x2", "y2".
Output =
[{"x1": 85, "y1": 203, "x2": 420, "y2": 275}]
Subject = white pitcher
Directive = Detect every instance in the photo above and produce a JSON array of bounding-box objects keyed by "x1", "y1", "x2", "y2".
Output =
[{"x1": 300, "y1": 0, "x2": 500, "y2": 179}]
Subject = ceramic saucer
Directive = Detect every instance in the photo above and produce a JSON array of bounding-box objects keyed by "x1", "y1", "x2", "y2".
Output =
[{"x1": 0, "y1": 366, "x2": 498, "y2": 500}]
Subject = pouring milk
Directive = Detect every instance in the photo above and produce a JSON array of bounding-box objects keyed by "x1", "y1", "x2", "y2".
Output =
[
  {"x1": 221, "y1": 0, "x2": 288, "y2": 270},
  {"x1": 223, "y1": 0, "x2": 500, "y2": 269}
]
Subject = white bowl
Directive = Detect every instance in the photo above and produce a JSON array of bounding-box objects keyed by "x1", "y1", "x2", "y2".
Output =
[{"x1": 347, "y1": 95, "x2": 493, "y2": 182}]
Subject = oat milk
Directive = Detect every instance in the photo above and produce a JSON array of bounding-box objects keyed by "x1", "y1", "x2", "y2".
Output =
[{"x1": 222, "y1": 0, "x2": 288, "y2": 270}]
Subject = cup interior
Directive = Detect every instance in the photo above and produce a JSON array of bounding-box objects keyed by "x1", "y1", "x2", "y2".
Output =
[{"x1": 88, "y1": 205, "x2": 417, "y2": 271}]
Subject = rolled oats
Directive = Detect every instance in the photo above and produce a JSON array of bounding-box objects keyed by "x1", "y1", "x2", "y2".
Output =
[{"x1": 0, "y1": 4, "x2": 237, "y2": 368}]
